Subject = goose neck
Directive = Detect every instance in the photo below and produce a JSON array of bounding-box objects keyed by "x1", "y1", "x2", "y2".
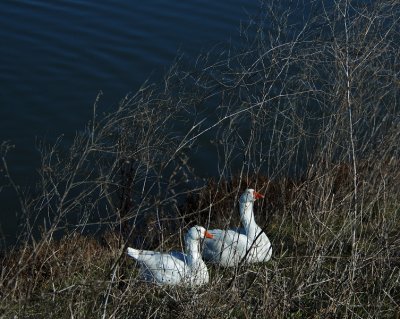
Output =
[
  {"x1": 185, "y1": 238, "x2": 201, "y2": 265},
  {"x1": 239, "y1": 201, "x2": 259, "y2": 235}
]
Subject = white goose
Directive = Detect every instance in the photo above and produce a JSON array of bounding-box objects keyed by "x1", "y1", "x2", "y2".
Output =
[
  {"x1": 127, "y1": 226, "x2": 213, "y2": 286},
  {"x1": 202, "y1": 188, "x2": 272, "y2": 267}
]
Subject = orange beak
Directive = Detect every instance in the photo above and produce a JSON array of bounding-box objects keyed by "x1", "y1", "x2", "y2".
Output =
[
  {"x1": 204, "y1": 231, "x2": 214, "y2": 239},
  {"x1": 254, "y1": 191, "x2": 264, "y2": 199}
]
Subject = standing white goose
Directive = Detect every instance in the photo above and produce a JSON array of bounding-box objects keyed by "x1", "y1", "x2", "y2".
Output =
[
  {"x1": 127, "y1": 226, "x2": 213, "y2": 286},
  {"x1": 202, "y1": 188, "x2": 272, "y2": 267}
]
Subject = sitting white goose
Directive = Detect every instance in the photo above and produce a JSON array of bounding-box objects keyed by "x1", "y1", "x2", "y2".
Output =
[
  {"x1": 202, "y1": 188, "x2": 272, "y2": 267},
  {"x1": 127, "y1": 226, "x2": 213, "y2": 286}
]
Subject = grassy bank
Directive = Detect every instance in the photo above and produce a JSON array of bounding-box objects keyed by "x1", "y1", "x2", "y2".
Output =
[{"x1": 1, "y1": 169, "x2": 399, "y2": 318}]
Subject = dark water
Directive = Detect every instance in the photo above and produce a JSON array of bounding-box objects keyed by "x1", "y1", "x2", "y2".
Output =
[{"x1": 0, "y1": 1, "x2": 259, "y2": 244}]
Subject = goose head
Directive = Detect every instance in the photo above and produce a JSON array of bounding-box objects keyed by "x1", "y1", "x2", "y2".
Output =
[
  {"x1": 239, "y1": 188, "x2": 264, "y2": 204},
  {"x1": 186, "y1": 225, "x2": 214, "y2": 242},
  {"x1": 239, "y1": 189, "x2": 265, "y2": 234}
]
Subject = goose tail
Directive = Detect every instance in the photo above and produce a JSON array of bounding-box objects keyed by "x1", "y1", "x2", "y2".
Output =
[{"x1": 127, "y1": 247, "x2": 140, "y2": 260}]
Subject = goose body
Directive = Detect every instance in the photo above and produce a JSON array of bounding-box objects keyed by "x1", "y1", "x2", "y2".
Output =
[
  {"x1": 202, "y1": 189, "x2": 272, "y2": 267},
  {"x1": 127, "y1": 226, "x2": 213, "y2": 286}
]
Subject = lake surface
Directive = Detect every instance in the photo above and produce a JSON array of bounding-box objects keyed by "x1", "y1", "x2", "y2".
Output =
[{"x1": 0, "y1": 0, "x2": 259, "y2": 245}]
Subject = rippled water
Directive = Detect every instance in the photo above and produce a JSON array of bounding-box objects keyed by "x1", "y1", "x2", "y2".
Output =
[{"x1": 0, "y1": 0, "x2": 259, "y2": 244}]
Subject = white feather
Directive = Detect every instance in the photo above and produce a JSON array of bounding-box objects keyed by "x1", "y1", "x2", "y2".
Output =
[
  {"x1": 127, "y1": 226, "x2": 212, "y2": 286},
  {"x1": 202, "y1": 188, "x2": 272, "y2": 267}
]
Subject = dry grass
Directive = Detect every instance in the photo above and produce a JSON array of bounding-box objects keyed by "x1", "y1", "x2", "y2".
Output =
[{"x1": 1, "y1": 164, "x2": 400, "y2": 318}]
